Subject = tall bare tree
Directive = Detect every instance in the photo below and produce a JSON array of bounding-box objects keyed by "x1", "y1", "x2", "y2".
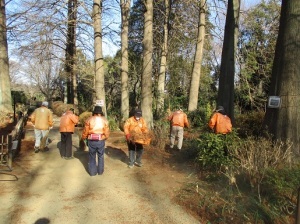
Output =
[
  {"x1": 264, "y1": 0, "x2": 300, "y2": 155},
  {"x1": 217, "y1": 0, "x2": 240, "y2": 121},
  {"x1": 93, "y1": 0, "x2": 107, "y2": 116},
  {"x1": 188, "y1": 0, "x2": 206, "y2": 112},
  {"x1": 156, "y1": 0, "x2": 170, "y2": 114},
  {"x1": 141, "y1": 0, "x2": 153, "y2": 128},
  {"x1": 0, "y1": 0, "x2": 13, "y2": 113},
  {"x1": 65, "y1": 0, "x2": 78, "y2": 106},
  {"x1": 120, "y1": 0, "x2": 131, "y2": 121}
]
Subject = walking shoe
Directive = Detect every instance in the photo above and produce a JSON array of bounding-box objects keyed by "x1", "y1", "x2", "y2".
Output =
[
  {"x1": 134, "y1": 162, "x2": 143, "y2": 167},
  {"x1": 128, "y1": 164, "x2": 134, "y2": 168},
  {"x1": 34, "y1": 146, "x2": 40, "y2": 153},
  {"x1": 42, "y1": 147, "x2": 49, "y2": 152}
]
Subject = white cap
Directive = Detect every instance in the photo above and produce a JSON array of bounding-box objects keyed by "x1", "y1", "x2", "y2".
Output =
[{"x1": 42, "y1": 101, "x2": 49, "y2": 107}]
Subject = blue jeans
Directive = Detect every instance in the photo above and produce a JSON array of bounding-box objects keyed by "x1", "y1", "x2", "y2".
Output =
[
  {"x1": 88, "y1": 140, "x2": 105, "y2": 176},
  {"x1": 127, "y1": 141, "x2": 144, "y2": 166}
]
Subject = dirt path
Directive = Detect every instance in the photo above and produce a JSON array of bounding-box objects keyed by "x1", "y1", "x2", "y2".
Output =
[{"x1": 0, "y1": 116, "x2": 200, "y2": 224}]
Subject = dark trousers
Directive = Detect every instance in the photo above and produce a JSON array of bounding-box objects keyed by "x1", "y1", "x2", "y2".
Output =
[
  {"x1": 60, "y1": 132, "x2": 73, "y2": 157},
  {"x1": 88, "y1": 140, "x2": 105, "y2": 176},
  {"x1": 127, "y1": 141, "x2": 144, "y2": 166}
]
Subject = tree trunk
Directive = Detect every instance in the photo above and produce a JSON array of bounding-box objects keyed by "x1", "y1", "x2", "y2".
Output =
[
  {"x1": 0, "y1": 0, "x2": 13, "y2": 113},
  {"x1": 141, "y1": 0, "x2": 154, "y2": 128},
  {"x1": 157, "y1": 0, "x2": 170, "y2": 114},
  {"x1": 65, "y1": 0, "x2": 77, "y2": 105},
  {"x1": 120, "y1": 0, "x2": 131, "y2": 121},
  {"x1": 217, "y1": 0, "x2": 240, "y2": 121},
  {"x1": 264, "y1": 0, "x2": 300, "y2": 155},
  {"x1": 93, "y1": 0, "x2": 107, "y2": 116},
  {"x1": 188, "y1": 0, "x2": 206, "y2": 112}
]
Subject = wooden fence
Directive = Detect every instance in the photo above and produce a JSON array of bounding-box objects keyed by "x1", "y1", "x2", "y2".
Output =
[{"x1": 0, "y1": 116, "x2": 27, "y2": 171}]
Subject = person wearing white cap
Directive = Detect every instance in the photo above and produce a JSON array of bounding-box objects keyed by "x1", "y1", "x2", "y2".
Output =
[{"x1": 30, "y1": 101, "x2": 53, "y2": 153}]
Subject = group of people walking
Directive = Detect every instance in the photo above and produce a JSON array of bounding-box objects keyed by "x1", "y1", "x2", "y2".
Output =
[{"x1": 31, "y1": 101, "x2": 232, "y2": 177}]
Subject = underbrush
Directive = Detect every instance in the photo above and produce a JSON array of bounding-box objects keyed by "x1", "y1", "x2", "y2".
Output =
[{"x1": 176, "y1": 130, "x2": 300, "y2": 223}]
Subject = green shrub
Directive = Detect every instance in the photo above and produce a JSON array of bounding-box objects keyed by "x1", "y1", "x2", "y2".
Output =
[
  {"x1": 235, "y1": 111, "x2": 265, "y2": 137},
  {"x1": 187, "y1": 103, "x2": 213, "y2": 128},
  {"x1": 195, "y1": 131, "x2": 240, "y2": 171},
  {"x1": 107, "y1": 116, "x2": 119, "y2": 131},
  {"x1": 261, "y1": 165, "x2": 300, "y2": 216}
]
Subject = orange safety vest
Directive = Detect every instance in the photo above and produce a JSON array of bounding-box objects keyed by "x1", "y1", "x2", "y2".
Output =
[{"x1": 208, "y1": 112, "x2": 232, "y2": 134}]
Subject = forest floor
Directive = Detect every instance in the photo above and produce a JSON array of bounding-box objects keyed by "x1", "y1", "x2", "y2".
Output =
[{"x1": 0, "y1": 115, "x2": 203, "y2": 224}]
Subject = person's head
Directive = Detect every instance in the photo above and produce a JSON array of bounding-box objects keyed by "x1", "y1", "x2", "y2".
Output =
[
  {"x1": 42, "y1": 101, "x2": 49, "y2": 107},
  {"x1": 173, "y1": 105, "x2": 183, "y2": 112},
  {"x1": 215, "y1": 105, "x2": 225, "y2": 115},
  {"x1": 134, "y1": 109, "x2": 142, "y2": 120},
  {"x1": 92, "y1": 106, "x2": 103, "y2": 116}
]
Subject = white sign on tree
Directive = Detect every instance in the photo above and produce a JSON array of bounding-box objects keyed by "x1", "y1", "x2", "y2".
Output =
[{"x1": 96, "y1": 100, "x2": 104, "y2": 106}]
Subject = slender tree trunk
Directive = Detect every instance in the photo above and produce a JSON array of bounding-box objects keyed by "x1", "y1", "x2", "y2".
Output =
[
  {"x1": 0, "y1": 0, "x2": 13, "y2": 113},
  {"x1": 264, "y1": 0, "x2": 300, "y2": 155},
  {"x1": 93, "y1": 0, "x2": 107, "y2": 116},
  {"x1": 217, "y1": 0, "x2": 240, "y2": 121},
  {"x1": 141, "y1": 0, "x2": 153, "y2": 128},
  {"x1": 72, "y1": 0, "x2": 78, "y2": 107},
  {"x1": 188, "y1": 0, "x2": 206, "y2": 112},
  {"x1": 120, "y1": 0, "x2": 130, "y2": 121},
  {"x1": 65, "y1": 0, "x2": 77, "y2": 104},
  {"x1": 157, "y1": 0, "x2": 170, "y2": 114}
]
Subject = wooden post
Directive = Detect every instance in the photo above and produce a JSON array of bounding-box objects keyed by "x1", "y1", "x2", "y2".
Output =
[{"x1": 296, "y1": 187, "x2": 300, "y2": 224}]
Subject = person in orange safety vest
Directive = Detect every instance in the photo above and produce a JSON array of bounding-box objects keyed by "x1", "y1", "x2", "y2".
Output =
[
  {"x1": 82, "y1": 106, "x2": 110, "y2": 176},
  {"x1": 59, "y1": 108, "x2": 79, "y2": 160},
  {"x1": 168, "y1": 108, "x2": 190, "y2": 151},
  {"x1": 208, "y1": 106, "x2": 232, "y2": 134},
  {"x1": 123, "y1": 109, "x2": 149, "y2": 168}
]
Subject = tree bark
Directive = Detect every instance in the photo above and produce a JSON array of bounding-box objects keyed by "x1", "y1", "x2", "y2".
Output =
[
  {"x1": 120, "y1": 0, "x2": 131, "y2": 121},
  {"x1": 141, "y1": 0, "x2": 154, "y2": 128},
  {"x1": 93, "y1": 0, "x2": 107, "y2": 116},
  {"x1": 264, "y1": 0, "x2": 300, "y2": 155},
  {"x1": 188, "y1": 0, "x2": 206, "y2": 112},
  {"x1": 157, "y1": 0, "x2": 170, "y2": 114},
  {"x1": 65, "y1": 0, "x2": 77, "y2": 105},
  {"x1": 0, "y1": 0, "x2": 13, "y2": 113},
  {"x1": 217, "y1": 0, "x2": 240, "y2": 121}
]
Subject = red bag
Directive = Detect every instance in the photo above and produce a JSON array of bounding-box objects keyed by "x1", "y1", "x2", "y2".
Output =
[{"x1": 89, "y1": 134, "x2": 101, "y2": 140}]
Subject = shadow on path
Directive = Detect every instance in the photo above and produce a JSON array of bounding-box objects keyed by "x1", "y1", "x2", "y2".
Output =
[{"x1": 105, "y1": 146, "x2": 128, "y2": 164}]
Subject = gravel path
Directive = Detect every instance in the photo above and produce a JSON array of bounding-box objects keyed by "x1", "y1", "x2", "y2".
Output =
[{"x1": 0, "y1": 116, "x2": 200, "y2": 224}]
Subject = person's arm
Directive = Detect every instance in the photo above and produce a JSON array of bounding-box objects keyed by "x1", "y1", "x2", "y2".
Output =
[
  {"x1": 208, "y1": 113, "x2": 217, "y2": 131},
  {"x1": 48, "y1": 111, "x2": 54, "y2": 128},
  {"x1": 123, "y1": 119, "x2": 131, "y2": 140},
  {"x1": 141, "y1": 118, "x2": 149, "y2": 133},
  {"x1": 103, "y1": 119, "x2": 110, "y2": 139},
  {"x1": 70, "y1": 114, "x2": 79, "y2": 124},
  {"x1": 81, "y1": 120, "x2": 90, "y2": 140},
  {"x1": 184, "y1": 114, "x2": 190, "y2": 128}
]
